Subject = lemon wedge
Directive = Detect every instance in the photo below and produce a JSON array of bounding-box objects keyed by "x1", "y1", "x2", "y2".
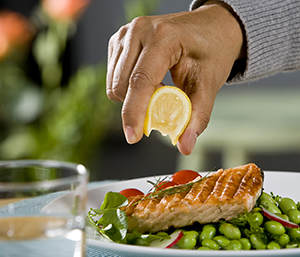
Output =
[{"x1": 143, "y1": 86, "x2": 191, "y2": 145}]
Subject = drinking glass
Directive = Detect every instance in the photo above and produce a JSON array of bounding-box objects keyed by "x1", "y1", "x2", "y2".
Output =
[{"x1": 0, "y1": 160, "x2": 89, "y2": 257}]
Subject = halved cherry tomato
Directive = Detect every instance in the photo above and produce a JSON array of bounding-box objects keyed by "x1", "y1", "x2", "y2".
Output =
[
  {"x1": 119, "y1": 188, "x2": 144, "y2": 198},
  {"x1": 170, "y1": 169, "x2": 201, "y2": 185},
  {"x1": 156, "y1": 181, "x2": 178, "y2": 190}
]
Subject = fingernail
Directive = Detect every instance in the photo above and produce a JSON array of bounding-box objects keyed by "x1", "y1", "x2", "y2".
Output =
[{"x1": 125, "y1": 126, "x2": 136, "y2": 144}]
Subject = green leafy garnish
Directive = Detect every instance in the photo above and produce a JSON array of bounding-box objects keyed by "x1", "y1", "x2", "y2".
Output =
[
  {"x1": 86, "y1": 191, "x2": 128, "y2": 242},
  {"x1": 86, "y1": 191, "x2": 172, "y2": 245}
]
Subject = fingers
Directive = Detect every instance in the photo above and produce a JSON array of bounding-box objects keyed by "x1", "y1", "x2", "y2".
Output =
[
  {"x1": 106, "y1": 25, "x2": 127, "y2": 102},
  {"x1": 107, "y1": 25, "x2": 144, "y2": 102},
  {"x1": 122, "y1": 45, "x2": 174, "y2": 143},
  {"x1": 107, "y1": 16, "x2": 183, "y2": 144}
]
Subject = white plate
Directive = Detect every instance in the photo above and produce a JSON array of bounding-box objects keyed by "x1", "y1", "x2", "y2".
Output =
[{"x1": 53, "y1": 171, "x2": 300, "y2": 256}]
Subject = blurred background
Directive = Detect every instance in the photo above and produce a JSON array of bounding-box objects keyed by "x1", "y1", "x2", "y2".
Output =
[{"x1": 0, "y1": 0, "x2": 300, "y2": 181}]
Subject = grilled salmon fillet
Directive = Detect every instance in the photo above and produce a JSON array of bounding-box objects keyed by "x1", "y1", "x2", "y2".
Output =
[{"x1": 122, "y1": 163, "x2": 264, "y2": 233}]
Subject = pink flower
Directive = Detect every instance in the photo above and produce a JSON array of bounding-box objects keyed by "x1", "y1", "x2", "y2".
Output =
[
  {"x1": 0, "y1": 11, "x2": 32, "y2": 59},
  {"x1": 42, "y1": 0, "x2": 90, "y2": 22}
]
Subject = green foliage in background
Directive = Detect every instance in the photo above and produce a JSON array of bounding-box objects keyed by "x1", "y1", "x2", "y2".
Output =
[{"x1": 0, "y1": 0, "x2": 160, "y2": 177}]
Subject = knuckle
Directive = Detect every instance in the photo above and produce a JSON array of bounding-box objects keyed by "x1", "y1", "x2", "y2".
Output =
[
  {"x1": 129, "y1": 17, "x2": 174, "y2": 41},
  {"x1": 109, "y1": 24, "x2": 128, "y2": 47},
  {"x1": 106, "y1": 88, "x2": 119, "y2": 101},
  {"x1": 111, "y1": 83, "x2": 125, "y2": 101},
  {"x1": 151, "y1": 20, "x2": 174, "y2": 38},
  {"x1": 130, "y1": 16, "x2": 151, "y2": 29},
  {"x1": 129, "y1": 70, "x2": 153, "y2": 89}
]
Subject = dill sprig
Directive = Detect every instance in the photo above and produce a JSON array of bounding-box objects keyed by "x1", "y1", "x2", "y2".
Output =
[{"x1": 132, "y1": 171, "x2": 212, "y2": 206}]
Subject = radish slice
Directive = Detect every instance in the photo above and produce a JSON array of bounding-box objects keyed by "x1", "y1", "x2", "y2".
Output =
[
  {"x1": 150, "y1": 230, "x2": 184, "y2": 248},
  {"x1": 261, "y1": 207, "x2": 299, "y2": 228}
]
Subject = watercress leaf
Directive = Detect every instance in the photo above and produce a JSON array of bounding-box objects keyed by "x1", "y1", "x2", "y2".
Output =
[
  {"x1": 98, "y1": 209, "x2": 128, "y2": 242},
  {"x1": 91, "y1": 208, "x2": 106, "y2": 215},
  {"x1": 141, "y1": 234, "x2": 168, "y2": 243},
  {"x1": 125, "y1": 230, "x2": 143, "y2": 244},
  {"x1": 100, "y1": 191, "x2": 128, "y2": 210}
]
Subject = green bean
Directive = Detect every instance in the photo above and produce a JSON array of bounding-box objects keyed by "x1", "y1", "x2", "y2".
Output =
[
  {"x1": 267, "y1": 241, "x2": 281, "y2": 250},
  {"x1": 226, "y1": 240, "x2": 242, "y2": 250},
  {"x1": 286, "y1": 243, "x2": 298, "y2": 248},
  {"x1": 201, "y1": 239, "x2": 220, "y2": 250},
  {"x1": 277, "y1": 233, "x2": 290, "y2": 247},
  {"x1": 239, "y1": 238, "x2": 251, "y2": 250},
  {"x1": 220, "y1": 223, "x2": 241, "y2": 240},
  {"x1": 287, "y1": 209, "x2": 300, "y2": 224},
  {"x1": 156, "y1": 231, "x2": 169, "y2": 238},
  {"x1": 279, "y1": 197, "x2": 297, "y2": 214},
  {"x1": 258, "y1": 192, "x2": 276, "y2": 205},
  {"x1": 213, "y1": 236, "x2": 230, "y2": 249},
  {"x1": 249, "y1": 212, "x2": 264, "y2": 227},
  {"x1": 251, "y1": 207, "x2": 262, "y2": 213},
  {"x1": 202, "y1": 224, "x2": 217, "y2": 230},
  {"x1": 184, "y1": 230, "x2": 199, "y2": 241},
  {"x1": 288, "y1": 228, "x2": 300, "y2": 240},
  {"x1": 199, "y1": 227, "x2": 216, "y2": 241},
  {"x1": 197, "y1": 246, "x2": 211, "y2": 250},
  {"x1": 260, "y1": 200, "x2": 282, "y2": 214},
  {"x1": 177, "y1": 233, "x2": 197, "y2": 249},
  {"x1": 250, "y1": 234, "x2": 266, "y2": 250},
  {"x1": 264, "y1": 221, "x2": 285, "y2": 235},
  {"x1": 276, "y1": 213, "x2": 290, "y2": 221}
]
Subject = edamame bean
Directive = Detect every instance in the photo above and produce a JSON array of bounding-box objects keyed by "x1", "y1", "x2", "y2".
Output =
[
  {"x1": 264, "y1": 221, "x2": 285, "y2": 235},
  {"x1": 260, "y1": 200, "x2": 282, "y2": 214},
  {"x1": 279, "y1": 197, "x2": 297, "y2": 214},
  {"x1": 251, "y1": 207, "x2": 261, "y2": 213},
  {"x1": 177, "y1": 233, "x2": 197, "y2": 249},
  {"x1": 276, "y1": 213, "x2": 290, "y2": 221},
  {"x1": 199, "y1": 227, "x2": 216, "y2": 241},
  {"x1": 250, "y1": 234, "x2": 266, "y2": 250},
  {"x1": 202, "y1": 224, "x2": 217, "y2": 230},
  {"x1": 156, "y1": 232, "x2": 169, "y2": 238},
  {"x1": 213, "y1": 236, "x2": 231, "y2": 249},
  {"x1": 286, "y1": 243, "x2": 298, "y2": 248},
  {"x1": 249, "y1": 212, "x2": 264, "y2": 227},
  {"x1": 278, "y1": 234, "x2": 290, "y2": 247},
  {"x1": 226, "y1": 240, "x2": 242, "y2": 250},
  {"x1": 287, "y1": 209, "x2": 300, "y2": 224},
  {"x1": 288, "y1": 228, "x2": 300, "y2": 240},
  {"x1": 185, "y1": 230, "x2": 199, "y2": 241},
  {"x1": 267, "y1": 241, "x2": 281, "y2": 250},
  {"x1": 201, "y1": 239, "x2": 220, "y2": 250},
  {"x1": 197, "y1": 246, "x2": 211, "y2": 250},
  {"x1": 239, "y1": 238, "x2": 251, "y2": 250},
  {"x1": 220, "y1": 223, "x2": 241, "y2": 240},
  {"x1": 258, "y1": 192, "x2": 276, "y2": 205}
]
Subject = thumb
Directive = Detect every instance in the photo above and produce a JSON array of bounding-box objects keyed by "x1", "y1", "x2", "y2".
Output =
[{"x1": 177, "y1": 78, "x2": 221, "y2": 155}]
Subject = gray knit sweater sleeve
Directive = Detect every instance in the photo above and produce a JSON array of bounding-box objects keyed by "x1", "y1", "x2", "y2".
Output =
[{"x1": 190, "y1": 0, "x2": 300, "y2": 84}]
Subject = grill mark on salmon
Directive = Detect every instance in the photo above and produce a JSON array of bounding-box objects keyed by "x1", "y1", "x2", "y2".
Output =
[{"x1": 122, "y1": 163, "x2": 264, "y2": 233}]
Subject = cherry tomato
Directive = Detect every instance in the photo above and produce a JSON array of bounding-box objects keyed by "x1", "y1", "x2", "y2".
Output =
[
  {"x1": 170, "y1": 169, "x2": 201, "y2": 185},
  {"x1": 119, "y1": 188, "x2": 144, "y2": 198},
  {"x1": 156, "y1": 181, "x2": 178, "y2": 190}
]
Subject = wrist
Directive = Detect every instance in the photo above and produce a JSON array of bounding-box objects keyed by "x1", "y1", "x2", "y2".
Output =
[{"x1": 202, "y1": 0, "x2": 246, "y2": 60}]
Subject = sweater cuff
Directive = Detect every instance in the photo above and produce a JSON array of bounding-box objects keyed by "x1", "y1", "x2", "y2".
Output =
[{"x1": 190, "y1": 0, "x2": 300, "y2": 84}]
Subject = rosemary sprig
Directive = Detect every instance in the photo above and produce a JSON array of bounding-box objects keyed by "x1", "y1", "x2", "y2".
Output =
[{"x1": 132, "y1": 171, "x2": 212, "y2": 206}]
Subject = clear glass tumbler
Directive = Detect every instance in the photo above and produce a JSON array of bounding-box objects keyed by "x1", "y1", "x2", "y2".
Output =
[{"x1": 0, "y1": 160, "x2": 89, "y2": 257}]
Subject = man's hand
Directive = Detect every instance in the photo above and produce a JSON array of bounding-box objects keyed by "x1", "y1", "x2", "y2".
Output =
[{"x1": 106, "y1": 1, "x2": 245, "y2": 155}]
